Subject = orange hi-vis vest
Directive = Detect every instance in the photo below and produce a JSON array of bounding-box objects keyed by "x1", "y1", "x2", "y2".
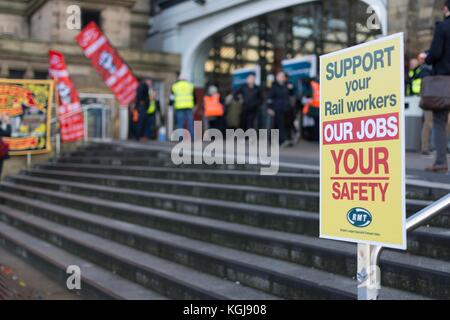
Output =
[
  {"x1": 204, "y1": 93, "x2": 224, "y2": 117},
  {"x1": 303, "y1": 81, "x2": 320, "y2": 115}
]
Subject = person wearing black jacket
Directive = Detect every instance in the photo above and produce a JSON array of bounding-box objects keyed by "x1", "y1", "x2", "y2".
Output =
[
  {"x1": 423, "y1": 0, "x2": 450, "y2": 173},
  {"x1": 235, "y1": 74, "x2": 263, "y2": 130},
  {"x1": 135, "y1": 78, "x2": 152, "y2": 141},
  {"x1": 267, "y1": 71, "x2": 293, "y2": 146},
  {"x1": 0, "y1": 113, "x2": 12, "y2": 179}
]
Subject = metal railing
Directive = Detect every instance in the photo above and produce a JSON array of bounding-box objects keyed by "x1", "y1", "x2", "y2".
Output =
[
  {"x1": 48, "y1": 104, "x2": 112, "y2": 160},
  {"x1": 358, "y1": 193, "x2": 450, "y2": 300}
]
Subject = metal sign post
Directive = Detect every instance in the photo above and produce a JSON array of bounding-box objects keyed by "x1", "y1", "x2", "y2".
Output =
[
  {"x1": 55, "y1": 133, "x2": 61, "y2": 157},
  {"x1": 167, "y1": 105, "x2": 174, "y2": 140},
  {"x1": 357, "y1": 244, "x2": 381, "y2": 300},
  {"x1": 26, "y1": 153, "x2": 31, "y2": 168}
]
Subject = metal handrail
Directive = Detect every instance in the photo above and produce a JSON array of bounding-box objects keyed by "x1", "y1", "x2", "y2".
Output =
[
  {"x1": 371, "y1": 193, "x2": 450, "y2": 267},
  {"x1": 358, "y1": 193, "x2": 450, "y2": 300}
]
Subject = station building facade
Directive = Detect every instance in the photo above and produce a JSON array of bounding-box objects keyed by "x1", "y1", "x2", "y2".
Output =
[
  {"x1": 0, "y1": 0, "x2": 180, "y2": 109},
  {"x1": 148, "y1": 0, "x2": 446, "y2": 89}
]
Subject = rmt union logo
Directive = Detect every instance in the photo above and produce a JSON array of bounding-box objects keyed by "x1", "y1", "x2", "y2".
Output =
[{"x1": 347, "y1": 207, "x2": 373, "y2": 228}]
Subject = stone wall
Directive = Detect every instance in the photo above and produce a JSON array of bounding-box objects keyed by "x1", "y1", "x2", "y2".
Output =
[
  {"x1": 0, "y1": 13, "x2": 27, "y2": 39},
  {"x1": 388, "y1": 0, "x2": 445, "y2": 57},
  {"x1": 8, "y1": 0, "x2": 151, "y2": 49}
]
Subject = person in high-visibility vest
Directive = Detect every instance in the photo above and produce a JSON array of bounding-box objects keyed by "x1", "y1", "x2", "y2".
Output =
[
  {"x1": 170, "y1": 75, "x2": 196, "y2": 139},
  {"x1": 406, "y1": 57, "x2": 431, "y2": 96},
  {"x1": 301, "y1": 79, "x2": 321, "y2": 142},
  {"x1": 144, "y1": 86, "x2": 160, "y2": 140},
  {"x1": 407, "y1": 55, "x2": 433, "y2": 155},
  {"x1": 302, "y1": 80, "x2": 320, "y2": 117},
  {"x1": 203, "y1": 85, "x2": 225, "y2": 133}
]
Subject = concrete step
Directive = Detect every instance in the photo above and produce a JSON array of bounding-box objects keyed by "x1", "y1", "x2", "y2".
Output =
[
  {"x1": 12, "y1": 171, "x2": 450, "y2": 230},
  {"x1": 0, "y1": 184, "x2": 447, "y2": 298},
  {"x1": 37, "y1": 162, "x2": 320, "y2": 192},
  {"x1": 66, "y1": 149, "x2": 171, "y2": 159},
  {"x1": 54, "y1": 155, "x2": 273, "y2": 172},
  {"x1": 0, "y1": 205, "x2": 277, "y2": 300},
  {"x1": 0, "y1": 175, "x2": 346, "y2": 237},
  {"x1": 0, "y1": 221, "x2": 166, "y2": 300},
  {"x1": 23, "y1": 168, "x2": 319, "y2": 211},
  {"x1": 36, "y1": 162, "x2": 450, "y2": 200},
  {"x1": 0, "y1": 193, "x2": 353, "y2": 299},
  {"x1": 0, "y1": 190, "x2": 434, "y2": 299},
  {"x1": 4, "y1": 175, "x2": 450, "y2": 239}
]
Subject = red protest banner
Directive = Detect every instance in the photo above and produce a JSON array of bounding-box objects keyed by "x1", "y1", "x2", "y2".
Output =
[
  {"x1": 75, "y1": 22, "x2": 138, "y2": 106},
  {"x1": 49, "y1": 50, "x2": 85, "y2": 143}
]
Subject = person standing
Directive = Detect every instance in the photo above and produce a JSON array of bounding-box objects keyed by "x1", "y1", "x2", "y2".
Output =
[
  {"x1": 423, "y1": 0, "x2": 450, "y2": 173},
  {"x1": 267, "y1": 72, "x2": 293, "y2": 146},
  {"x1": 235, "y1": 74, "x2": 263, "y2": 130},
  {"x1": 302, "y1": 79, "x2": 321, "y2": 142},
  {"x1": 128, "y1": 103, "x2": 139, "y2": 140},
  {"x1": 203, "y1": 85, "x2": 225, "y2": 134},
  {"x1": 405, "y1": 55, "x2": 433, "y2": 155},
  {"x1": 170, "y1": 75, "x2": 196, "y2": 139},
  {"x1": 0, "y1": 114, "x2": 11, "y2": 179},
  {"x1": 225, "y1": 91, "x2": 242, "y2": 130},
  {"x1": 135, "y1": 78, "x2": 152, "y2": 142},
  {"x1": 145, "y1": 82, "x2": 160, "y2": 140},
  {"x1": 407, "y1": 57, "x2": 431, "y2": 97}
]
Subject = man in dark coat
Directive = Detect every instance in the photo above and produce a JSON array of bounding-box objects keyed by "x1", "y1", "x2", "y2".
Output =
[
  {"x1": 423, "y1": 0, "x2": 450, "y2": 173},
  {"x1": 235, "y1": 74, "x2": 263, "y2": 130},
  {"x1": 135, "y1": 78, "x2": 152, "y2": 141},
  {"x1": 267, "y1": 71, "x2": 293, "y2": 146}
]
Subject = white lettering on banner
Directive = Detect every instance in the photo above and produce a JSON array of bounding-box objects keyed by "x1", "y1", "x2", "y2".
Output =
[
  {"x1": 106, "y1": 65, "x2": 130, "y2": 87},
  {"x1": 84, "y1": 35, "x2": 107, "y2": 57},
  {"x1": 117, "y1": 64, "x2": 128, "y2": 77},
  {"x1": 49, "y1": 50, "x2": 85, "y2": 143},
  {"x1": 323, "y1": 116, "x2": 399, "y2": 144},
  {"x1": 49, "y1": 69, "x2": 69, "y2": 78},
  {"x1": 76, "y1": 22, "x2": 139, "y2": 105}
]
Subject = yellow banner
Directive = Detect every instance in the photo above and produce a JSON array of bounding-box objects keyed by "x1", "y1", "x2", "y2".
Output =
[
  {"x1": 0, "y1": 79, "x2": 54, "y2": 155},
  {"x1": 320, "y1": 33, "x2": 406, "y2": 249}
]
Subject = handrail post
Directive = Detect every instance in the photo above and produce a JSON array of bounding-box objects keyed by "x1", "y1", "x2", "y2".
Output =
[
  {"x1": 26, "y1": 153, "x2": 31, "y2": 168},
  {"x1": 55, "y1": 133, "x2": 61, "y2": 157},
  {"x1": 358, "y1": 193, "x2": 450, "y2": 300},
  {"x1": 357, "y1": 244, "x2": 381, "y2": 300}
]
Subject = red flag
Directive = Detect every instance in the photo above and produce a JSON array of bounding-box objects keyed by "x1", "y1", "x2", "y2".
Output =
[
  {"x1": 49, "y1": 50, "x2": 85, "y2": 143},
  {"x1": 75, "y1": 22, "x2": 138, "y2": 106}
]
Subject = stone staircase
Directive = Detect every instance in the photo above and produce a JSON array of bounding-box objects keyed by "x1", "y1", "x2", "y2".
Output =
[{"x1": 0, "y1": 142, "x2": 449, "y2": 300}]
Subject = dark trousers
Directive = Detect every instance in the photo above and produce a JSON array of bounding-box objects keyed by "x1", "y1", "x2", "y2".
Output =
[
  {"x1": 0, "y1": 159, "x2": 3, "y2": 180},
  {"x1": 175, "y1": 109, "x2": 194, "y2": 138},
  {"x1": 241, "y1": 111, "x2": 257, "y2": 130},
  {"x1": 136, "y1": 106, "x2": 147, "y2": 139},
  {"x1": 273, "y1": 111, "x2": 287, "y2": 144},
  {"x1": 144, "y1": 114, "x2": 156, "y2": 139},
  {"x1": 208, "y1": 117, "x2": 225, "y2": 134},
  {"x1": 433, "y1": 109, "x2": 449, "y2": 166}
]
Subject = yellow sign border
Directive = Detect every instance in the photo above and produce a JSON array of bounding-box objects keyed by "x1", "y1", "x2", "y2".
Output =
[
  {"x1": 0, "y1": 78, "x2": 54, "y2": 156},
  {"x1": 319, "y1": 33, "x2": 406, "y2": 250}
]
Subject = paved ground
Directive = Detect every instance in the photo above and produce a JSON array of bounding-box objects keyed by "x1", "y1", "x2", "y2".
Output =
[
  {"x1": 280, "y1": 141, "x2": 450, "y2": 183},
  {"x1": 0, "y1": 246, "x2": 79, "y2": 300}
]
